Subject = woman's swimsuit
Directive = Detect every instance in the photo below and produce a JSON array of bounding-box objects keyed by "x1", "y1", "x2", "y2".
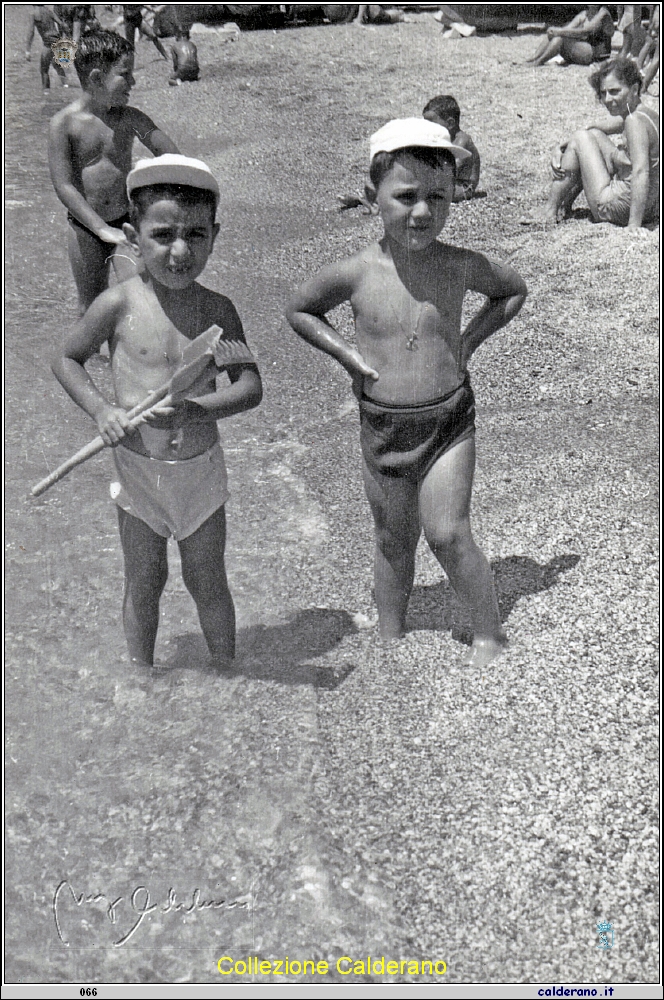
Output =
[{"x1": 597, "y1": 107, "x2": 660, "y2": 225}]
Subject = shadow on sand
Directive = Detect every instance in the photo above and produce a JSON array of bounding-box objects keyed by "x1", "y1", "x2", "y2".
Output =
[
  {"x1": 162, "y1": 554, "x2": 580, "y2": 683},
  {"x1": 408, "y1": 552, "x2": 580, "y2": 645},
  {"x1": 164, "y1": 607, "x2": 360, "y2": 689}
]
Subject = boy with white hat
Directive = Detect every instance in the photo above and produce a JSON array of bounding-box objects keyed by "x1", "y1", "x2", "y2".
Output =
[
  {"x1": 287, "y1": 119, "x2": 527, "y2": 667},
  {"x1": 52, "y1": 155, "x2": 262, "y2": 671}
]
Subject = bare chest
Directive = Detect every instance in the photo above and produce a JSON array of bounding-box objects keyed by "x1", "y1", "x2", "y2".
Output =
[
  {"x1": 354, "y1": 276, "x2": 464, "y2": 349},
  {"x1": 71, "y1": 115, "x2": 134, "y2": 173}
]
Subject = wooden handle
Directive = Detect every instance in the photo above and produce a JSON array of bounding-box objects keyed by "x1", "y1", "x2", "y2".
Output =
[
  {"x1": 31, "y1": 384, "x2": 171, "y2": 498},
  {"x1": 31, "y1": 324, "x2": 227, "y2": 498}
]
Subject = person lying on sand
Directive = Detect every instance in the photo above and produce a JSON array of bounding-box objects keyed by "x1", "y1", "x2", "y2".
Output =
[{"x1": 354, "y1": 5, "x2": 404, "y2": 25}]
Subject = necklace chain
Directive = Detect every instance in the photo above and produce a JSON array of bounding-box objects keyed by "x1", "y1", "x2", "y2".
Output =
[{"x1": 386, "y1": 289, "x2": 427, "y2": 351}]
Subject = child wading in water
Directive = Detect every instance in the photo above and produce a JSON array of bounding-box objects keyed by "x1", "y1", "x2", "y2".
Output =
[
  {"x1": 287, "y1": 119, "x2": 527, "y2": 667},
  {"x1": 52, "y1": 155, "x2": 262, "y2": 670},
  {"x1": 48, "y1": 30, "x2": 179, "y2": 316},
  {"x1": 423, "y1": 95, "x2": 481, "y2": 201}
]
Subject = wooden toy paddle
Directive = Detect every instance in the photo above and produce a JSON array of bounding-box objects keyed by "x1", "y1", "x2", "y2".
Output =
[{"x1": 31, "y1": 326, "x2": 256, "y2": 497}]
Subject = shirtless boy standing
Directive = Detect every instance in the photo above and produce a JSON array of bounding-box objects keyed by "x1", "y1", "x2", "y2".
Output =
[
  {"x1": 52, "y1": 155, "x2": 262, "y2": 670},
  {"x1": 25, "y1": 5, "x2": 67, "y2": 93},
  {"x1": 287, "y1": 119, "x2": 527, "y2": 667},
  {"x1": 48, "y1": 30, "x2": 179, "y2": 315}
]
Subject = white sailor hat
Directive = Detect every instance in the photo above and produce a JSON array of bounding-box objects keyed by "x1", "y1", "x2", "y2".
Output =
[
  {"x1": 127, "y1": 154, "x2": 220, "y2": 203},
  {"x1": 369, "y1": 117, "x2": 472, "y2": 165}
]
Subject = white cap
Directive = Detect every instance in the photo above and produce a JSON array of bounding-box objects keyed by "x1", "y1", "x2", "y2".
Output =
[
  {"x1": 369, "y1": 117, "x2": 472, "y2": 165},
  {"x1": 127, "y1": 154, "x2": 220, "y2": 203}
]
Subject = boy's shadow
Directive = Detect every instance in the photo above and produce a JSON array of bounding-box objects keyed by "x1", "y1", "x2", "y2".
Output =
[
  {"x1": 408, "y1": 553, "x2": 580, "y2": 644},
  {"x1": 164, "y1": 608, "x2": 360, "y2": 689},
  {"x1": 162, "y1": 554, "x2": 579, "y2": 680}
]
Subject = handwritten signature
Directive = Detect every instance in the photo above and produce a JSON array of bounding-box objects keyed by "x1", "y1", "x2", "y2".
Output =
[{"x1": 53, "y1": 880, "x2": 255, "y2": 948}]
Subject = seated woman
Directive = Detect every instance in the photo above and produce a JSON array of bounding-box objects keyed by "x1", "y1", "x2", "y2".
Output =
[
  {"x1": 527, "y1": 5, "x2": 614, "y2": 67},
  {"x1": 537, "y1": 58, "x2": 659, "y2": 228}
]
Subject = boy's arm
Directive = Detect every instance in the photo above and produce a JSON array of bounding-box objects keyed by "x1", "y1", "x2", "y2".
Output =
[
  {"x1": 465, "y1": 136, "x2": 481, "y2": 189},
  {"x1": 128, "y1": 108, "x2": 179, "y2": 155},
  {"x1": 548, "y1": 11, "x2": 585, "y2": 36},
  {"x1": 169, "y1": 303, "x2": 262, "y2": 423},
  {"x1": 48, "y1": 113, "x2": 129, "y2": 245},
  {"x1": 52, "y1": 288, "x2": 135, "y2": 445},
  {"x1": 460, "y1": 252, "x2": 527, "y2": 367},
  {"x1": 25, "y1": 14, "x2": 36, "y2": 57},
  {"x1": 286, "y1": 260, "x2": 379, "y2": 385}
]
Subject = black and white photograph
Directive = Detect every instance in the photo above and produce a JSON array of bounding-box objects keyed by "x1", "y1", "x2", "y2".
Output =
[{"x1": 4, "y1": 2, "x2": 659, "y2": 993}]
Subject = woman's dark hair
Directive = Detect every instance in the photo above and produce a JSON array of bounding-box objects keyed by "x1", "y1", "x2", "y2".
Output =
[
  {"x1": 74, "y1": 29, "x2": 133, "y2": 85},
  {"x1": 422, "y1": 95, "x2": 461, "y2": 127},
  {"x1": 129, "y1": 183, "x2": 217, "y2": 226},
  {"x1": 370, "y1": 146, "x2": 457, "y2": 188},
  {"x1": 589, "y1": 57, "x2": 643, "y2": 100}
]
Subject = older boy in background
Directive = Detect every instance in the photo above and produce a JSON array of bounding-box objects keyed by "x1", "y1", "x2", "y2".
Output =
[
  {"x1": 25, "y1": 5, "x2": 68, "y2": 93},
  {"x1": 48, "y1": 30, "x2": 178, "y2": 315}
]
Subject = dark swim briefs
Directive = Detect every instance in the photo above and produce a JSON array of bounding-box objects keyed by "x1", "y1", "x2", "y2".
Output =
[
  {"x1": 359, "y1": 376, "x2": 476, "y2": 482},
  {"x1": 67, "y1": 211, "x2": 131, "y2": 249}
]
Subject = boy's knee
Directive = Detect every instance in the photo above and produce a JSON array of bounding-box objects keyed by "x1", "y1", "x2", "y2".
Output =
[
  {"x1": 181, "y1": 563, "x2": 227, "y2": 603},
  {"x1": 375, "y1": 520, "x2": 419, "y2": 557},
  {"x1": 425, "y1": 521, "x2": 471, "y2": 560},
  {"x1": 127, "y1": 560, "x2": 168, "y2": 596}
]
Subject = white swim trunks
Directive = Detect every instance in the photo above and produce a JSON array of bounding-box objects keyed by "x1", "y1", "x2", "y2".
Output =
[{"x1": 111, "y1": 441, "x2": 229, "y2": 541}]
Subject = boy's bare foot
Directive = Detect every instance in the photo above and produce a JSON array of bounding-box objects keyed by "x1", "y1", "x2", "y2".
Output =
[
  {"x1": 208, "y1": 654, "x2": 235, "y2": 674},
  {"x1": 518, "y1": 208, "x2": 559, "y2": 227},
  {"x1": 378, "y1": 627, "x2": 405, "y2": 646},
  {"x1": 462, "y1": 637, "x2": 507, "y2": 668}
]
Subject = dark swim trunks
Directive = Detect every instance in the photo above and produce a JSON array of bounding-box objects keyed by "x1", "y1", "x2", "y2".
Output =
[
  {"x1": 359, "y1": 376, "x2": 476, "y2": 482},
  {"x1": 176, "y1": 67, "x2": 200, "y2": 81},
  {"x1": 67, "y1": 211, "x2": 131, "y2": 249}
]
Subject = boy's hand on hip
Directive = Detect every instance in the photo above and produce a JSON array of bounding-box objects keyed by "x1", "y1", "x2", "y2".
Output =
[
  {"x1": 342, "y1": 348, "x2": 379, "y2": 382},
  {"x1": 342, "y1": 349, "x2": 379, "y2": 400},
  {"x1": 98, "y1": 225, "x2": 131, "y2": 247},
  {"x1": 96, "y1": 405, "x2": 133, "y2": 446}
]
